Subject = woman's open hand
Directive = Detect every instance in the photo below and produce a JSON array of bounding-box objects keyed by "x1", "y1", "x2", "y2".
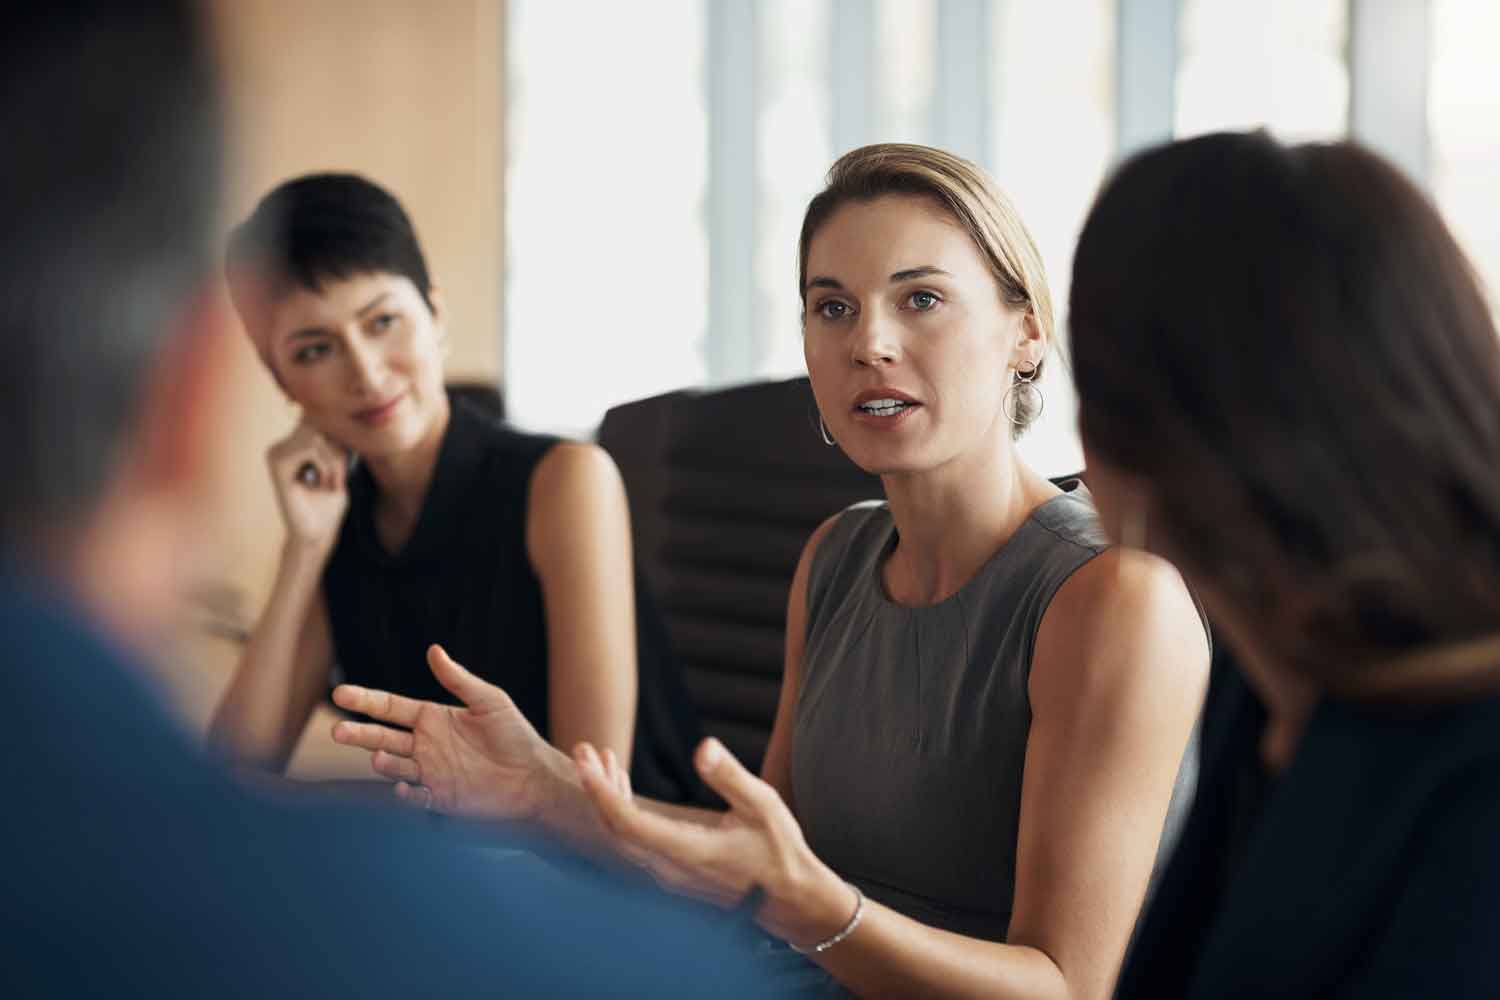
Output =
[
  {"x1": 575, "y1": 736, "x2": 857, "y2": 951},
  {"x1": 330, "y1": 644, "x2": 566, "y2": 820}
]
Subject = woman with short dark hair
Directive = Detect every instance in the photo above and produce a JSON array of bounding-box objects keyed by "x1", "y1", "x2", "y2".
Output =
[
  {"x1": 210, "y1": 174, "x2": 700, "y2": 802},
  {"x1": 1069, "y1": 131, "x2": 1500, "y2": 999}
]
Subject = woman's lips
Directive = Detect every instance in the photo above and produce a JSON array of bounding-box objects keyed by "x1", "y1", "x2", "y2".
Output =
[
  {"x1": 849, "y1": 395, "x2": 922, "y2": 428},
  {"x1": 353, "y1": 392, "x2": 406, "y2": 427},
  {"x1": 851, "y1": 387, "x2": 920, "y2": 408}
]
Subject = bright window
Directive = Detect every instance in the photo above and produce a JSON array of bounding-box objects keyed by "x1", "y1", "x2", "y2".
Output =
[
  {"x1": 1431, "y1": 0, "x2": 1500, "y2": 313},
  {"x1": 756, "y1": 0, "x2": 833, "y2": 381},
  {"x1": 991, "y1": 0, "x2": 1115, "y2": 477},
  {"x1": 1175, "y1": 0, "x2": 1348, "y2": 141},
  {"x1": 505, "y1": 0, "x2": 709, "y2": 436}
]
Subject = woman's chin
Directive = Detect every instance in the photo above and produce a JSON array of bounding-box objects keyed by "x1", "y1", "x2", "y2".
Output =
[
  {"x1": 342, "y1": 403, "x2": 446, "y2": 460},
  {"x1": 842, "y1": 441, "x2": 935, "y2": 478}
]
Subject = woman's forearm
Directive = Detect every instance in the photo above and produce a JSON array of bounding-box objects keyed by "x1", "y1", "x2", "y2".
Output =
[
  {"x1": 208, "y1": 540, "x2": 331, "y2": 771},
  {"x1": 807, "y1": 896, "x2": 1075, "y2": 1000}
]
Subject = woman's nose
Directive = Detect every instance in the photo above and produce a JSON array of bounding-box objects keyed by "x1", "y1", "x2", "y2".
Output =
[
  {"x1": 850, "y1": 311, "x2": 901, "y2": 367},
  {"x1": 345, "y1": 337, "x2": 385, "y2": 394}
]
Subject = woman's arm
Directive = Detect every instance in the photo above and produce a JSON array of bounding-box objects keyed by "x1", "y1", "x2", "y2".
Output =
[
  {"x1": 525, "y1": 442, "x2": 638, "y2": 763},
  {"x1": 208, "y1": 548, "x2": 335, "y2": 772},
  {"x1": 1000, "y1": 549, "x2": 1208, "y2": 999},
  {"x1": 209, "y1": 423, "x2": 348, "y2": 771},
  {"x1": 577, "y1": 545, "x2": 1209, "y2": 1000}
]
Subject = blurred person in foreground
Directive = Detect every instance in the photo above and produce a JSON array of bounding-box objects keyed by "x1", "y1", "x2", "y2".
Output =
[
  {"x1": 0, "y1": 4, "x2": 766, "y2": 996},
  {"x1": 1070, "y1": 132, "x2": 1500, "y2": 998}
]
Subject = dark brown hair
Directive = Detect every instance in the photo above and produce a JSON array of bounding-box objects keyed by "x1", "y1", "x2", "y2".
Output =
[{"x1": 1070, "y1": 131, "x2": 1500, "y2": 682}]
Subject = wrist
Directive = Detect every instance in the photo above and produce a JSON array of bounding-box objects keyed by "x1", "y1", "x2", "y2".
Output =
[
  {"x1": 530, "y1": 744, "x2": 590, "y2": 834},
  {"x1": 281, "y1": 533, "x2": 336, "y2": 565},
  {"x1": 761, "y1": 853, "x2": 857, "y2": 951}
]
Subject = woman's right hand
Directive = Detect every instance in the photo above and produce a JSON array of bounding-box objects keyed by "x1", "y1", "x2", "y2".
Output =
[
  {"x1": 330, "y1": 644, "x2": 571, "y2": 821},
  {"x1": 267, "y1": 421, "x2": 350, "y2": 550}
]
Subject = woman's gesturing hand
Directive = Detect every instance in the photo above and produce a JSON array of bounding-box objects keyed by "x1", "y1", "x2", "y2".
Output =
[
  {"x1": 331, "y1": 644, "x2": 565, "y2": 820},
  {"x1": 267, "y1": 420, "x2": 349, "y2": 550},
  {"x1": 575, "y1": 737, "x2": 858, "y2": 952}
]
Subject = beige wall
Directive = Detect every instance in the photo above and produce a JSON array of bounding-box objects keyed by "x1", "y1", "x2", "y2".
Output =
[
  {"x1": 160, "y1": 1, "x2": 505, "y2": 771},
  {"x1": 213, "y1": 0, "x2": 504, "y2": 605}
]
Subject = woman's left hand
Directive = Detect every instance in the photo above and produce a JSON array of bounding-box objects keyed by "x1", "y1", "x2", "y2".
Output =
[{"x1": 574, "y1": 737, "x2": 858, "y2": 950}]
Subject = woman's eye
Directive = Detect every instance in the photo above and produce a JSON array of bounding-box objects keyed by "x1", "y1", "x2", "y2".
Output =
[
  {"x1": 294, "y1": 343, "x2": 330, "y2": 364},
  {"x1": 370, "y1": 312, "x2": 399, "y2": 333},
  {"x1": 908, "y1": 291, "x2": 940, "y2": 311},
  {"x1": 816, "y1": 300, "x2": 851, "y2": 321}
]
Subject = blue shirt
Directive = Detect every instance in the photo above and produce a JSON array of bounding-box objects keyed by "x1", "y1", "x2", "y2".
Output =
[{"x1": 0, "y1": 565, "x2": 770, "y2": 997}]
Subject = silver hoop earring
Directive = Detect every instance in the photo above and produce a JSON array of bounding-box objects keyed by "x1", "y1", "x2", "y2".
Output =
[
  {"x1": 1003, "y1": 362, "x2": 1044, "y2": 425},
  {"x1": 818, "y1": 414, "x2": 836, "y2": 447}
]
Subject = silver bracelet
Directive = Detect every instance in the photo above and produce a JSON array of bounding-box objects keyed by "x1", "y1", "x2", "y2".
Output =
[{"x1": 790, "y1": 883, "x2": 864, "y2": 955}]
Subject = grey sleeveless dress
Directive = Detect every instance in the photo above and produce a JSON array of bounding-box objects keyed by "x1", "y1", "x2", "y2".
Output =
[{"x1": 790, "y1": 483, "x2": 1201, "y2": 942}]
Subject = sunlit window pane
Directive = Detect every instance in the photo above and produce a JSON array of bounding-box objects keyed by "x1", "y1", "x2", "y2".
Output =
[
  {"x1": 505, "y1": 0, "x2": 708, "y2": 435},
  {"x1": 756, "y1": 0, "x2": 833, "y2": 380},
  {"x1": 991, "y1": 0, "x2": 1115, "y2": 477},
  {"x1": 876, "y1": 0, "x2": 937, "y2": 144},
  {"x1": 1175, "y1": 0, "x2": 1347, "y2": 141},
  {"x1": 1431, "y1": 0, "x2": 1500, "y2": 314}
]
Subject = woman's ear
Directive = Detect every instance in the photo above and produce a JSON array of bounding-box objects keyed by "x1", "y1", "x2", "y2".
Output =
[{"x1": 1011, "y1": 308, "x2": 1046, "y2": 370}]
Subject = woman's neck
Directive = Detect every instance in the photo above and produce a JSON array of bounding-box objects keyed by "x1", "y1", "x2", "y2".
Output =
[
  {"x1": 364, "y1": 397, "x2": 451, "y2": 552},
  {"x1": 879, "y1": 439, "x2": 1057, "y2": 606}
]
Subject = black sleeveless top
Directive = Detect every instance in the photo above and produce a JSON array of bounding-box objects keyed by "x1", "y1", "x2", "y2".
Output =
[{"x1": 323, "y1": 394, "x2": 703, "y2": 802}]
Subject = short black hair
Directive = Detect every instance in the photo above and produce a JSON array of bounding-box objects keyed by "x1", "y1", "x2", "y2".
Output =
[
  {"x1": 1070, "y1": 131, "x2": 1500, "y2": 681},
  {"x1": 0, "y1": 2, "x2": 221, "y2": 541},
  {"x1": 226, "y1": 173, "x2": 434, "y2": 321}
]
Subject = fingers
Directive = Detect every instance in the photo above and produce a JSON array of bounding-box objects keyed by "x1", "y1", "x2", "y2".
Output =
[
  {"x1": 693, "y1": 738, "x2": 778, "y2": 819},
  {"x1": 576, "y1": 744, "x2": 711, "y2": 868},
  {"x1": 575, "y1": 745, "x2": 742, "y2": 906},
  {"x1": 270, "y1": 426, "x2": 348, "y2": 492},
  {"x1": 330, "y1": 719, "x2": 416, "y2": 757},
  {"x1": 371, "y1": 749, "x2": 421, "y2": 784},
  {"x1": 332, "y1": 684, "x2": 424, "y2": 728},
  {"x1": 395, "y1": 781, "x2": 436, "y2": 811},
  {"x1": 603, "y1": 748, "x2": 632, "y2": 799},
  {"x1": 428, "y1": 644, "x2": 508, "y2": 712}
]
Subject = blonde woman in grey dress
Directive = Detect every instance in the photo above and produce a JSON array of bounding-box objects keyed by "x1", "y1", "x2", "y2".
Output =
[{"x1": 332, "y1": 144, "x2": 1209, "y2": 999}]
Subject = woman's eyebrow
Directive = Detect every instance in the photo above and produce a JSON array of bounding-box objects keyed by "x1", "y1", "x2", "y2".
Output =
[
  {"x1": 355, "y1": 291, "x2": 393, "y2": 317},
  {"x1": 805, "y1": 266, "x2": 951, "y2": 293},
  {"x1": 889, "y1": 265, "x2": 950, "y2": 282}
]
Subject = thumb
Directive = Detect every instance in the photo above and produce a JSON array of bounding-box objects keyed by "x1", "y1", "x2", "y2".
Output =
[
  {"x1": 695, "y1": 738, "x2": 776, "y2": 818},
  {"x1": 428, "y1": 644, "x2": 509, "y2": 712}
]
